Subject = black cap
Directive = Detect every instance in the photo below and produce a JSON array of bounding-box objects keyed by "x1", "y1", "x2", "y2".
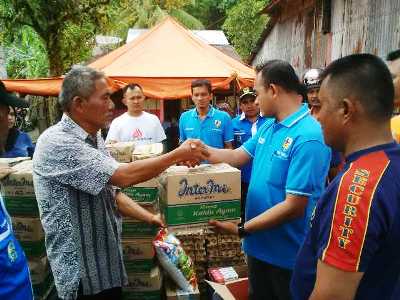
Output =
[
  {"x1": 0, "y1": 81, "x2": 29, "y2": 108},
  {"x1": 239, "y1": 87, "x2": 256, "y2": 101}
]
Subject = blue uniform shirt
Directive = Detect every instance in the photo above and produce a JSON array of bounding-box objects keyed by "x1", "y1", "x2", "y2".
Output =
[
  {"x1": 1, "y1": 130, "x2": 34, "y2": 158},
  {"x1": 0, "y1": 195, "x2": 33, "y2": 299},
  {"x1": 179, "y1": 106, "x2": 234, "y2": 149},
  {"x1": 232, "y1": 113, "x2": 268, "y2": 183},
  {"x1": 241, "y1": 104, "x2": 330, "y2": 270},
  {"x1": 291, "y1": 142, "x2": 400, "y2": 300}
]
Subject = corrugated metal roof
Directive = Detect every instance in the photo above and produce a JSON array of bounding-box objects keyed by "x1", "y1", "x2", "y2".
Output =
[
  {"x1": 126, "y1": 28, "x2": 229, "y2": 45},
  {"x1": 95, "y1": 35, "x2": 122, "y2": 45}
]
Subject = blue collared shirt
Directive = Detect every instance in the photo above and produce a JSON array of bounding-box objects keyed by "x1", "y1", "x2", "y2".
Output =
[
  {"x1": 232, "y1": 113, "x2": 269, "y2": 183},
  {"x1": 179, "y1": 106, "x2": 234, "y2": 149},
  {"x1": 241, "y1": 104, "x2": 330, "y2": 269}
]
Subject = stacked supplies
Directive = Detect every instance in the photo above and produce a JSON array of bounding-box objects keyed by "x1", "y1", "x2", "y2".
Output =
[
  {"x1": 157, "y1": 163, "x2": 244, "y2": 298},
  {"x1": 106, "y1": 142, "x2": 164, "y2": 300},
  {"x1": 0, "y1": 160, "x2": 55, "y2": 299}
]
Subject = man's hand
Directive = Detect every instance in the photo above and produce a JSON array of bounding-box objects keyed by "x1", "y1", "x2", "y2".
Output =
[
  {"x1": 149, "y1": 213, "x2": 165, "y2": 228},
  {"x1": 173, "y1": 139, "x2": 209, "y2": 165},
  {"x1": 209, "y1": 220, "x2": 238, "y2": 235},
  {"x1": 0, "y1": 166, "x2": 14, "y2": 180}
]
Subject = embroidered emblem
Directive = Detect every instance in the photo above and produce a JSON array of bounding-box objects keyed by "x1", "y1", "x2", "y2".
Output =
[
  {"x1": 214, "y1": 120, "x2": 222, "y2": 128},
  {"x1": 8, "y1": 240, "x2": 18, "y2": 263},
  {"x1": 258, "y1": 137, "x2": 265, "y2": 144},
  {"x1": 282, "y1": 137, "x2": 293, "y2": 151}
]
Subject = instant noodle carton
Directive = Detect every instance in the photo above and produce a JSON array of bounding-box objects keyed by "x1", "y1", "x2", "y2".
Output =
[
  {"x1": 12, "y1": 216, "x2": 44, "y2": 241},
  {"x1": 0, "y1": 160, "x2": 39, "y2": 216},
  {"x1": 123, "y1": 266, "x2": 163, "y2": 300},
  {"x1": 122, "y1": 177, "x2": 159, "y2": 205},
  {"x1": 158, "y1": 164, "x2": 241, "y2": 227},
  {"x1": 106, "y1": 142, "x2": 135, "y2": 163}
]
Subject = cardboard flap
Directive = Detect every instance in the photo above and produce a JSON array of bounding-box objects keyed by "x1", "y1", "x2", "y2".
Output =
[
  {"x1": 205, "y1": 280, "x2": 236, "y2": 300},
  {"x1": 226, "y1": 278, "x2": 248, "y2": 300}
]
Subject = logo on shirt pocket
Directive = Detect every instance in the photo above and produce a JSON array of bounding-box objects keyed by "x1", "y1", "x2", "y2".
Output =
[
  {"x1": 282, "y1": 137, "x2": 293, "y2": 151},
  {"x1": 214, "y1": 120, "x2": 222, "y2": 128},
  {"x1": 7, "y1": 240, "x2": 18, "y2": 263}
]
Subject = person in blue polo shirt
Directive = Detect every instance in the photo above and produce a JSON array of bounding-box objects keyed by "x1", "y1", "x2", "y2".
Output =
[
  {"x1": 179, "y1": 79, "x2": 233, "y2": 149},
  {"x1": 206, "y1": 60, "x2": 330, "y2": 300},
  {"x1": 232, "y1": 87, "x2": 268, "y2": 221},
  {"x1": 0, "y1": 85, "x2": 33, "y2": 299},
  {"x1": 291, "y1": 54, "x2": 400, "y2": 300}
]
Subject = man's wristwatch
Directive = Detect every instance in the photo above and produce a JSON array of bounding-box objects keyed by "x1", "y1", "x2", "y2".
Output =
[{"x1": 238, "y1": 224, "x2": 250, "y2": 239}]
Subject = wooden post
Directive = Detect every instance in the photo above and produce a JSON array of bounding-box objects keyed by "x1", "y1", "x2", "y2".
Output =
[{"x1": 159, "y1": 99, "x2": 164, "y2": 123}]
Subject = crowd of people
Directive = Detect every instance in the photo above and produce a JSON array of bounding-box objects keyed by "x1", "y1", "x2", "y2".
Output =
[{"x1": 0, "y1": 50, "x2": 399, "y2": 300}]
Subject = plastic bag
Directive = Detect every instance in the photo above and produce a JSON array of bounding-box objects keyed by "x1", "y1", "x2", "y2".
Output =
[{"x1": 153, "y1": 228, "x2": 197, "y2": 292}]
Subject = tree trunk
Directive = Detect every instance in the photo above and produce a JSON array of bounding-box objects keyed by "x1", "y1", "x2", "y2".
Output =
[
  {"x1": 45, "y1": 35, "x2": 65, "y2": 76},
  {"x1": 0, "y1": 46, "x2": 7, "y2": 79}
]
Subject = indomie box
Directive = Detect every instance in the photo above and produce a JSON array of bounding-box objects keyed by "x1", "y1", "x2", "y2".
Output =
[
  {"x1": 122, "y1": 239, "x2": 155, "y2": 261},
  {"x1": 158, "y1": 164, "x2": 241, "y2": 227},
  {"x1": 28, "y1": 256, "x2": 50, "y2": 285},
  {"x1": 125, "y1": 266, "x2": 163, "y2": 291},
  {"x1": 12, "y1": 216, "x2": 44, "y2": 241},
  {"x1": 106, "y1": 142, "x2": 135, "y2": 163},
  {"x1": 122, "y1": 178, "x2": 159, "y2": 205},
  {"x1": 1, "y1": 160, "x2": 39, "y2": 216}
]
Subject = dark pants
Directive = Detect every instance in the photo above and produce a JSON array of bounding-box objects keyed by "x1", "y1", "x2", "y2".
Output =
[
  {"x1": 248, "y1": 255, "x2": 292, "y2": 300},
  {"x1": 241, "y1": 181, "x2": 249, "y2": 223},
  {"x1": 76, "y1": 285, "x2": 122, "y2": 300}
]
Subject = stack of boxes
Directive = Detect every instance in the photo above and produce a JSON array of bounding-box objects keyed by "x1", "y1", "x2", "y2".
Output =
[
  {"x1": 122, "y1": 178, "x2": 163, "y2": 300},
  {"x1": 158, "y1": 163, "x2": 245, "y2": 297},
  {"x1": 106, "y1": 142, "x2": 163, "y2": 300},
  {"x1": 0, "y1": 159, "x2": 55, "y2": 300}
]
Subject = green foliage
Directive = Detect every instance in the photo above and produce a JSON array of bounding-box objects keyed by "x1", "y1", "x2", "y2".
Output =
[
  {"x1": 222, "y1": 0, "x2": 268, "y2": 59},
  {"x1": 0, "y1": 0, "x2": 111, "y2": 76},
  {"x1": 3, "y1": 26, "x2": 49, "y2": 78}
]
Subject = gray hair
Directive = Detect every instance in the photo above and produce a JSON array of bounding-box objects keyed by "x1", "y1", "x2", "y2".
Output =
[{"x1": 59, "y1": 65, "x2": 105, "y2": 111}]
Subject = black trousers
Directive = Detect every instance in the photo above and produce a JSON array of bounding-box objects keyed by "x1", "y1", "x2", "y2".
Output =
[
  {"x1": 241, "y1": 181, "x2": 249, "y2": 223},
  {"x1": 248, "y1": 255, "x2": 292, "y2": 300},
  {"x1": 76, "y1": 285, "x2": 122, "y2": 300}
]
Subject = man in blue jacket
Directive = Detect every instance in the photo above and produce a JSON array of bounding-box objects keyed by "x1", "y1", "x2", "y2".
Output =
[{"x1": 232, "y1": 87, "x2": 268, "y2": 221}]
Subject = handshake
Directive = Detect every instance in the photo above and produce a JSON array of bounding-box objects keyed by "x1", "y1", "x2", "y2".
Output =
[{"x1": 173, "y1": 139, "x2": 210, "y2": 167}]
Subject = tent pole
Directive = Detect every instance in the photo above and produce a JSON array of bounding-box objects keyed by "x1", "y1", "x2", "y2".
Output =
[{"x1": 234, "y1": 81, "x2": 239, "y2": 116}]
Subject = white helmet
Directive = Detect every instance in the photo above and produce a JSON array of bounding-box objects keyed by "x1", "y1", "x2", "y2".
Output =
[{"x1": 303, "y1": 68, "x2": 324, "y2": 90}]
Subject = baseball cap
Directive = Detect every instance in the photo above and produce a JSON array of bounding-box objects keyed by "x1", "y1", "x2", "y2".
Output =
[
  {"x1": 0, "y1": 81, "x2": 29, "y2": 108},
  {"x1": 239, "y1": 87, "x2": 256, "y2": 100}
]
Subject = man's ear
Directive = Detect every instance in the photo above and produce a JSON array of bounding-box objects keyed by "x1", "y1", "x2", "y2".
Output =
[
  {"x1": 342, "y1": 97, "x2": 356, "y2": 124},
  {"x1": 71, "y1": 96, "x2": 86, "y2": 114},
  {"x1": 270, "y1": 83, "x2": 279, "y2": 98}
]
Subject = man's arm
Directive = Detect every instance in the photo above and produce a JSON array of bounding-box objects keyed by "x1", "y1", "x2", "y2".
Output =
[
  {"x1": 115, "y1": 191, "x2": 164, "y2": 226},
  {"x1": 207, "y1": 146, "x2": 250, "y2": 168},
  {"x1": 110, "y1": 139, "x2": 208, "y2": 187},
  {"x1": 224, "y1": 141, "x2": 233, "y2": 149},
  {"x1": 309, "y1": 260, "x2": 363, "y2": 300},
  {"x1": 210, "y1": 193, "x2": 308, "y2": 234}
]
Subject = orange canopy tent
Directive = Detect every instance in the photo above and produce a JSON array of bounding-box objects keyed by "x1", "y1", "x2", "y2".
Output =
[{"x1": 3, "y1": 17, "x2": 255, "y2": 99}]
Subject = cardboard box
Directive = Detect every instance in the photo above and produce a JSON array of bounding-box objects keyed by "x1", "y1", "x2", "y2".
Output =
[
  {"x1": 12, "y1": 216, "x2": 44, "y2": 241},
  {"x1": 158, "y1": 164, "x2": 241, "y2": 227},
  {"x1": 20, "y1": 239, "x2": 46, "y2": 257},
  {"x1": 1, "y1": 160, "x2": 39, "y2": 216},
  {"x1": 28, "y1": 256, "x2": 50, "y2": 285},
  {"x1": 122, "y1": 178, "x2": 159, "y2": 204},
  {"x1": 206, "y1": 265, "x2": 248, "y2": 300},
  {"x1": 0, "y1": 160, "x2": 34, "y2": 197},
  {"x1": 0, "y1": 157, "x2": 30, "y2": 167},
  {"x1": 122, "y1": 220, "x2": 159, "y2": 238},
  {"x1": 33, "y1": 272, "x2": 54, "y2": 299},
  {"x1": 124, "y1": 258, "x2": 156, "y2": 274},
  {"x1": 166, "y1": 282, "x2": 200, "y2": 300},
  {"x1": 206, "y1": 278, "x2": 248, "y2": 300},
  {"x1": 122, "y1": 290, "x2": 162, "y2": 300},
  {"x1": 122, "y1": 239, "x2": 155, "y2": 260},
  {"x1": 125, "y1": 266, "x2": 163, "y2": 291},
  {"x1": 106, "y1": 142, "x2": 135, "y2": 162},
  {"x1": 132, "y1": 143, "x2": 163, "y2": 161}
]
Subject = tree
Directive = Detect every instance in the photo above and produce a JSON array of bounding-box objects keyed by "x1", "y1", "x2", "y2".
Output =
[
  {"x1": 0, "y1": 0, "x2": 111, "y2": 76},
  {"x1": 222, "y1": 0, "x2": 268, "y2": 59},
  {"x1": 130, "y1": 0, "x2": 204, "y2": 29},
  {"x1": 185, "y1": 0, "x2": 238, "y2": 29}
]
